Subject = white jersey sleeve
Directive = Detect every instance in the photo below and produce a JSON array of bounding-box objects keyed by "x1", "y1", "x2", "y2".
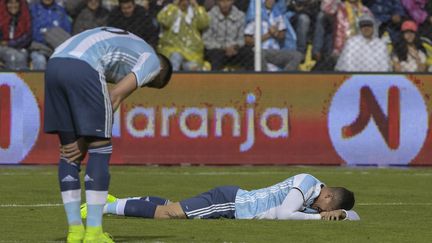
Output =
[
  {"x1": 292, "y1": 173, "x2": 324, "y2": 207},
  {"x1": 132, "y1": 52, "x2": 161, "y2": 87},
  {"x1": 275, "y1": 189, "x2": 321, "y2": 220},
  {"x1": 276, "y1": 189, "x2": 361, "y2": 220}
]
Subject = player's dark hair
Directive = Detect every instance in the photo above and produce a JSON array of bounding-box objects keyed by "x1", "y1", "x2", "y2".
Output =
[
  {"x1": 331, "y1": 187, "x2": 355, "y2": 210},
  {"x1": 145, "y1": 53, "x2": 173, "y2": 89}
]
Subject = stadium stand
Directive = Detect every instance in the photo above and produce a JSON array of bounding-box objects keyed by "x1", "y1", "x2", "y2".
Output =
[{"x1": 0, "y1": 0, "x2": 431, "y2": 72}]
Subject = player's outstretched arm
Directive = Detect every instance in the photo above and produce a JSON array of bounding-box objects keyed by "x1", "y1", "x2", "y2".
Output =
[
  {"x1": 109, "y1": 73, "x2": 138, "y2": 111},
  {"x1": 276, "y1": 189, "x2": 322, "y2": 220}
]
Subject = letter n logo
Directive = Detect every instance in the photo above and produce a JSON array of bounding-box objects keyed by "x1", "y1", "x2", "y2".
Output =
[
  {"x1": 0, "y1": 85, "x2": 11, "y2": 149},
  {"x1": 328, "y1": 75, "x2": 428, "y2": 166},
  {"x1": 342, "y1": 86, "x2": 400, "y2": 150}
]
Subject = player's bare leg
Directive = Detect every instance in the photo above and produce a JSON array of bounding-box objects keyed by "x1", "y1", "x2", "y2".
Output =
[{"x1": 154, "y1": 203, "x2": 187, "y2": 219}]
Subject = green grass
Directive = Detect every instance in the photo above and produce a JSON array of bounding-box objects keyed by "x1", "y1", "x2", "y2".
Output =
[{"x1": 1, "y1": 166, "x2": 431, "y2": 242}]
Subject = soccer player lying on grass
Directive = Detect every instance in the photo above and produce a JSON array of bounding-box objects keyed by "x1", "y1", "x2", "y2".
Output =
[{"x1": 82, "y1": 173, "x2": 360, "y2": 221}]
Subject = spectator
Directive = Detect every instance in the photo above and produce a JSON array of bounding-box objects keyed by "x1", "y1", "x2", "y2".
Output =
[
  {"x1": 203, "y1": 0, "x2": 253, "y2": 70},
  {"x1": 234, "y1": 0, "x2": 248, "y2": 12},
  {"x1": 287, "y1": 0, "x2": 320, "y2": 55},
  {"x1": 73, "y1": 0, "x2": 108, "y2": 34},
  {"x1": 363, "y1": 0, "x2": 406, "y2": 43},
  {"x1": 333, "y1": 0, "x2": 372, "y2": 56},
  {"x1": 246, "y1": 0, "x2": 297, "y2": 51},
  {"x1": 335, "y1": 14, "x2": 391, "y2": 72},
  {"x1": 244, "y1": 0, "x2": 303, "y2": 71},
  {"x1": 157, "y1": 0, "x2": 209, "y2": 71},
  {"x1": 98, "y1": 0, "x2": 157, "y2": 10},
  {"x1": 400, "y1": 0, "x2": 428, "y2": 26},
  {"x1": 418, "y1": 0, "x2": 432, "y2": 71},
  {"x1": 108, "y1": 0, "x2": 159, "y2": 48},
  {"x1": 419, "y1": 0, "x2": 432, "y2": 37},
  {"x1": 392, "y1": 20, "x2": 427, "y2": 72},
  {"x1": 311, "y1": 0, "x2": 340, "y2": 71},
  {"x1": 0, "y1": 0, "x2": 31, "y2": 69},
  {"x1": 29, "y1": 0, "x2": 71, "y2": 69},
  {"x1": 63, "y1": 0, "x2": 86, "y2": 18}
]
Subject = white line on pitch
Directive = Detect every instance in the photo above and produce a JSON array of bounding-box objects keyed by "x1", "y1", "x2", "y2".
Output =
[
  {"x1": 357, "y1": 202, "x2": 432, "y2": 206},
  {"x1": 1, "y1": 202, "x2": 431, "y2": 208},
  {"x1": 1, "y1": 171, "x2": 432, "y2": 176},
  {"x1": 0, "y1": 203, "x2": 62, "y2": 207}
]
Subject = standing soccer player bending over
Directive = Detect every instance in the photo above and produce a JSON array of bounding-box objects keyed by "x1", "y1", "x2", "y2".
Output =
[
  {"x1": 44, "y1": 27, "x2": 173, "y2": 243},
  {"x1": 82, "y1": 174, "x2": 360, "y2": 221}
]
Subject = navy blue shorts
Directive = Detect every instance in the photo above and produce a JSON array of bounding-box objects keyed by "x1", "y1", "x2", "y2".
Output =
[
  {"x1": 180, "y1": 186, "x2": 239, "y2": 219},
  {"x1": 44, "y1": 58, "x2": 112, "y2": 138}
]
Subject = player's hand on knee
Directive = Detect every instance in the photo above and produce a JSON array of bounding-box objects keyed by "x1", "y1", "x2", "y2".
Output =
[{"x1": 60, "y1": 141, "x2": 86, "y2": 163}]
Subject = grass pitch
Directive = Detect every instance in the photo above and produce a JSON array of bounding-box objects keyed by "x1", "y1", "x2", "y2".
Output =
[{"x1": 0, "y1": 166, "x2": 431, "y2": 243}]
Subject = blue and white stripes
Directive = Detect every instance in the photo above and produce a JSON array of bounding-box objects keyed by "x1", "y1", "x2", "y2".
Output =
[
  {"x1": 88, "y1": 145, "x2": 112, "y2": 154},
  {"x1": 50, "y1": 27, "x2": 161, "y2": 86},
  {"x1": 234, "y1": 174, "x2": 323, "y2": 219},
  {"x1": 186, "y1": 202, "x2": 236, "y2": 219}
]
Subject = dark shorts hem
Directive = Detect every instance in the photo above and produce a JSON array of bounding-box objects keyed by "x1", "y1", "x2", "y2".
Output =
[{"x1": 180, "y1": 186, "x2": 239, "y2": 219}]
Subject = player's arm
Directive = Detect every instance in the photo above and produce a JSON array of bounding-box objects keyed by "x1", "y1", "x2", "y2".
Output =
[
  {"x1": 109, "y1": 73, "x2": 138, "y2": 112},
  {"x1": 275, "y1": 189, "x2": 322, "y2": 220}
]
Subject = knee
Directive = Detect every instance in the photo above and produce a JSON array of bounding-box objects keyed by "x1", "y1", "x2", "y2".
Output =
[
  {"x1": 182, "y1": 61, "x2": 200, "y2": 71},
  {"x1": 31, "y1": 51, "x2": 47, "y2": 69},
  {"x1": 297, "y1": 14, "x2": 311, "y2": 27},
  {"x1": 15, "y1": 53, "x2": 28, "y2": 66},
  {"x1": 3, "y1": 49, "x2": 26, "y2": 67},
  {"x1": 293, "y1": 51, "x2": 304, "y2": 62},
  {"x1": 316, "y1": 11, "x2": 325, "y2": 21},
  {"x1": 169, "y1": 52, "x2": 183, "y2": 71}
]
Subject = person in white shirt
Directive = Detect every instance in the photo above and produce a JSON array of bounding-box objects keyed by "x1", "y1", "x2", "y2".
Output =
[
  {"x1": 81, "y1": 173, "x2": 360, "y2": 221},
  {"x1": 335, "y1": 14, "x2": 391, "y2": 72}
]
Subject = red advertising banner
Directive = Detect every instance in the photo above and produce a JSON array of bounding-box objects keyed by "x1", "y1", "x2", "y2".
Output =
[{"x1": 1, "y1": 73, "x2": 431, "y2": 166}]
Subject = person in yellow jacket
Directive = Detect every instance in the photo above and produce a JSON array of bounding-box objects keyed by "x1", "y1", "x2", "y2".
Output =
[{"x1": 157, "y1": 0, "x2": 209, "y2": 71}]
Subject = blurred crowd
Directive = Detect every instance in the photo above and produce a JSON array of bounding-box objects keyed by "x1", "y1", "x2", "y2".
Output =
[{"x1": 1, "y1": 0, "x2": 432, "y2": 72}]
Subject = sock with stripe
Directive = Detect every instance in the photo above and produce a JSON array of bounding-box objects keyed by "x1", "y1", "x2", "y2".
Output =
[
  {"x1": 58, "y1": 159, "x2": 82, "y2": 226},
  {"x1": 104, "y1": 198, "x2": 157, "y2": 218},
  {"x1": 85, "y1": 143, "x2": 111, "y2": 227},
  {"x1": 141, "y1": 196, "x2": 170, "y2": 205}
]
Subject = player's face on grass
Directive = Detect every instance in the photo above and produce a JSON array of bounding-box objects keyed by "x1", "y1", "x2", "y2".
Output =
[
  {"x1": 120, "y1": 1, "x2": 135, "y2": 17},
  {"x1": 311, "y1": 187, "x2": 335, "y2": 212}
]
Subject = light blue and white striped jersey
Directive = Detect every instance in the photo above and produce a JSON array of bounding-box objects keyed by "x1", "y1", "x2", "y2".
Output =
[
  {"x1": 235, "y1": 174, "x2": 324, "y2": 219},
  {"x1": 51, "y1": 27, "x2": 160, "y2": 87}
]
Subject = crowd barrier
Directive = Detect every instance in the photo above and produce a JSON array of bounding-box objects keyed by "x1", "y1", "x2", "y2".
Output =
[{"x1": 1, "y1": 72, "x2": 431, "y2": 166}]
